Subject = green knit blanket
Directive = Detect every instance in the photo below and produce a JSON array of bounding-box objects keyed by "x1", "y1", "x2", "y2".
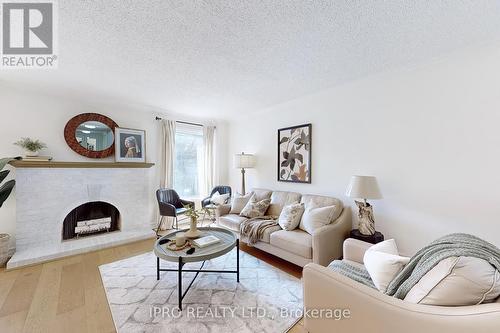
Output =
[
  {"x1": 329, "y1": 233, "x2": 500, "y2": 300},
  {"x1": 328, "y1": 260, "x2": 376, "y2": 289},
  {"x1": 386, "y1": 233, "x2": 500, "y2": 299}
]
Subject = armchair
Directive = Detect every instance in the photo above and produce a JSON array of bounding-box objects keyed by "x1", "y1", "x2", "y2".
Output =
[
  {"x1": 303, "y1": 238, "x2": 500, "y2": 333},
  {"x1": 155, "y1": 188, "x2": 194, "y2": 236},
  {"x1": 201, "y1": 185, "x2": 232, "y2": 208}
]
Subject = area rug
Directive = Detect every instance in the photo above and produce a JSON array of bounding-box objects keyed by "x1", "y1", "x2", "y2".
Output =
[{"x1": 99, "y1": 249, "x2": 303, "y2": 332}]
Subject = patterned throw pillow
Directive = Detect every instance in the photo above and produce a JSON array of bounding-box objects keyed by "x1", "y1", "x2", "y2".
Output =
[
  {"x1": 278, "y1": 203, "x2": 305, "y2": 231},
  {"x1": 239, "y1": 195, "x2": 271, "y2": 218},
  {"x1": 229, "y1": 192, "x2": 254, "y2": 214}
]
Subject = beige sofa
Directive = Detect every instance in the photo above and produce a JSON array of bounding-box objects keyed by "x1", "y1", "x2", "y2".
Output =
[
  {"x1": 303, "y1": 238, "x2": 500, "y2": 333},
  {"x1": 216, "y1": 188, "x2": 352, "y2": 267}
]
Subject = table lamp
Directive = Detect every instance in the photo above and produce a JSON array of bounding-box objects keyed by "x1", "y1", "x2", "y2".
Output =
[{"x1": 346, "y1": 175, "x2": 382, "y2": 235}]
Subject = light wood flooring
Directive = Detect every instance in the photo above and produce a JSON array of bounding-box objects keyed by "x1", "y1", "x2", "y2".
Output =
[{"x1": 0, "y1": 237, "x2": 305, "y2": 333}]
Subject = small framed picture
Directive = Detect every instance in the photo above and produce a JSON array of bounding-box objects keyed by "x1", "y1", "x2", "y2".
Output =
[{"x1": 115, "y1": 127, "x2": 146, "y2": 163}]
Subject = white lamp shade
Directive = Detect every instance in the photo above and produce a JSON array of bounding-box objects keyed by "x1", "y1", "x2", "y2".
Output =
[
  {"x1": 234, "y1": 153, "x2": 256, "y2": 169},
  {"x1": 346, "y1": 175, "x2": 382, "y2": 199}
]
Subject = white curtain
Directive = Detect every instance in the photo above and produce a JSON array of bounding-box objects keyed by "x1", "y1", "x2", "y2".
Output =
[
  {"x1": 158, "y1": 119, "x2": 176, "y2": 230},
  {"x1": 203, "y1": 125, "x2": 216, "y2": 195},
  {"x1": 160, "y1": 119, "x2": 176, "y2": 188}
]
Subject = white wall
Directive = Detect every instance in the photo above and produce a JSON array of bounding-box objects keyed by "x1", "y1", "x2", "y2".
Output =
[
  {"x1": 227, "y1": 44, "x2": 500, "y2": 255},
  {"x1": 0, "y1": 84, "x2": 229, "y2": 250}
]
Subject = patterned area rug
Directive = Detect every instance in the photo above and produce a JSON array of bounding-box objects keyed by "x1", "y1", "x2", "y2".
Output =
[{"x1": 99, "y1": 249, "x2": 303, "y2": 332}]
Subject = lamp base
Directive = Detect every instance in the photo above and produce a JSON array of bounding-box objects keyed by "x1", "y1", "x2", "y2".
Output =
[
  {"x1": 240, "y1": 168, "x2": 246, "y2": 195},
  {"x1": 350, "y1": 229, "x2": 384, "y2": 244},
  {"x1": 355, "y1": 200, "x2": 376, "y2": 236}
]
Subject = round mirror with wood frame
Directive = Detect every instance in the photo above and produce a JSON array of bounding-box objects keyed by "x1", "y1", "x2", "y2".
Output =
[{"x1": 64, "y1": 113, "x2": 118, "y2": 158}]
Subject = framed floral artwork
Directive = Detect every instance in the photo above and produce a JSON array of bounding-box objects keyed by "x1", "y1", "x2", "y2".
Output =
[{"x1": 277, "y1": 123, "x2": 311, "y2": 183}]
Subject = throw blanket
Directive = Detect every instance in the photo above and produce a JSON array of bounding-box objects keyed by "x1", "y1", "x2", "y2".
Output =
[
  {"x1": 240, "y1": 216, "x2": 277, "y2": 245},
  {"x1": 386, "y1": 233, "x2": 500, "y2": 299},
  {"x1": 328, "y1": 260, "x2": 376, "y2": 289}
]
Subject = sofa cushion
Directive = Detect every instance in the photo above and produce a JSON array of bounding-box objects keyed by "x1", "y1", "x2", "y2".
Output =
[
  {"x1": 240, "y1": 196, "x2": 271, "y2": 218},
  {"x1": 270, "y1": 229, "x2": 312, "y2": 259},
  {"x1": 404, "y1": 256, "x2": 500, "y2": 306},
  {"x1": 218, "y1": 214, "x2": 248, "y2": 232},
  {"x1": 278, "y1": 203, "x2": 305, "y2": 231},
  {"x1": 259, "y1": 224, "x2": 282, "y2": 243},
  {"x1": 229, "y1": 192, "x2": 253, "y2": 214},
  {"x1": 300, "y1": 204, "x2": 337, "y2": 235},
  {"x1": 251, "y1": 188, "x2": 273, "y2": 201},
  {"x1": 363, "y1": 239, "x2": 410, "y2": 293},
  {"x1": 266, "y1": 191, "x2": 302, "y2": 217},
  {"x1": 299, "y1": 194, "x2": 343, "y2": 231}
]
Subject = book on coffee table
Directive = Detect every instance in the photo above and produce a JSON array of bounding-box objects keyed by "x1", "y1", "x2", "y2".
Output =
[{"x1": 192, "y1": 235, "x2": 220, "y2": 248}]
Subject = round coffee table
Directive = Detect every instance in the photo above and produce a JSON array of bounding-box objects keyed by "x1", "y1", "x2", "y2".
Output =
[{"x1": 153, "y1": 227, "x2": 239, "y2": 310}]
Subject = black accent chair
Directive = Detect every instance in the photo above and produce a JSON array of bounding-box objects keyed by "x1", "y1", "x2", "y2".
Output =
[
  {"x1": 156, "y1": 188, "x2": 195, "y2": 237},
  {"x1": 201, "y1": 186, "x2": 232, "y2": 208}
]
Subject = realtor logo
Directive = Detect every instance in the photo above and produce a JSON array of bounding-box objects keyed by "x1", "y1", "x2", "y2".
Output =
[{"x1": 1, "y1": 0, "x2": 58, "y2": 68}]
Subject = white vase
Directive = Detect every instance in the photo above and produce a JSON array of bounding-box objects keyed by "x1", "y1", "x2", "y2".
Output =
[
  {"x1": 0, "y1": 234, "x2": 11, "y2": 267},
  {"x1": 25, "y1": 150, "x2": 39, "y2": 157},
  {"x1": 184, "y1": 217, "x2": 202, "y2": 238}
]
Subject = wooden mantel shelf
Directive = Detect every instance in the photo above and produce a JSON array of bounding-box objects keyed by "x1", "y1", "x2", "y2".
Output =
[{"x1": 9, "y1": 160, "x2": 155, "y2": 169}]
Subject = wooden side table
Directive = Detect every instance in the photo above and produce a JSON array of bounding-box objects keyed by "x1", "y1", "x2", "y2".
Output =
[{"x1": 349, "y1": 229, "x2": 384, "y2": 244}]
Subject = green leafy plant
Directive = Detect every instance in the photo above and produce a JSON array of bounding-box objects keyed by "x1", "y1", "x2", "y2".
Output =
[
  {"x1": 14, "y1": 137, "x2": 47, "y2": 152},
  {"x1": 0, "y1": 158, "x2": 20, "y2": 208},
  {"x1": 183, "y1": 204, "x2": 210, "y2": 221}
]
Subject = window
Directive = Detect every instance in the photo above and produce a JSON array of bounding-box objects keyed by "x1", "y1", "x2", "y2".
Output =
[{"x1": 174, "y1": 123, "x2": 204, "y2": 198}]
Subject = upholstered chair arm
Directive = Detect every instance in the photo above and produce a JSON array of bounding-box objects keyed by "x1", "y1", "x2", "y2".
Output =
[
  {"x1": 343, "y1": 238, "x2": 373, "y2": 264},
  {"x1": 215, "y1": 203, "x2": 231, "y2": 218},
  {"x1": 158, "y1": 202, "x2": 177, "y2": 217},
  {"x1": 312, "y1": 207, "x2": 352, "y2": 266},
  {"x1": 303, "y1": 263, "x2": 500, "y2": 333},
  {"x1": 201, "y1": 196, "x2": 212, "y2": 208},
  {"x1": 179, "y1": 199, "x2": 195, "y2": 209}
]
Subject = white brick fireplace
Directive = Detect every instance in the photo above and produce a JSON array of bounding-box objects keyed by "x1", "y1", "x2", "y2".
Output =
[{"x1": 7, "y1": 165, "x2": 155, "y2": 269}]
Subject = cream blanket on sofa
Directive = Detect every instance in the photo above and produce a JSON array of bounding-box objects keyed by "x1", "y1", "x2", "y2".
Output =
[{"x1": 240, "y1": 216, "x2": 278, "y2": 245}]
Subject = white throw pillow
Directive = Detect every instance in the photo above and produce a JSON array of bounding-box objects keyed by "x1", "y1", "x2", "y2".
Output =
[
  {"x1": 210, "y1": 191, "x2": 230, "y2": 205},
  {"x1": 240, "y1": 196, "x2": 271, "y2": 218},
  {"x1": 301, "y1": 204, "x2": 336, "y2": 234},
  {"x1": 278, "y1": 203, "x2": 305, "y2": 231},
  {"x1": 229, "y1": 192, "x2": 253, "y2": 214},
  {"x1": 404, "y1": 256, "x2": 500, "y2": 306},
  {"x1": 363, "y1": 239, "x2": 410, "y2": 293}
]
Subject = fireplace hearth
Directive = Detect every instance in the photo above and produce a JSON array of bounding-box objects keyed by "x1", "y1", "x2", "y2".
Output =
[{"x1": 62, "y1": 201, "x2": 120, "y2": 240}]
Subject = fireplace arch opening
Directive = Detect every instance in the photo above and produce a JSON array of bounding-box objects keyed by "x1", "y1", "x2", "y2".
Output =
[{"x1": 62, "y1": 201, "x2": 120, "y2": 240}]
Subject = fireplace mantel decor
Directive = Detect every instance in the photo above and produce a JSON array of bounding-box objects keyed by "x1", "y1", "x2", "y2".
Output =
[{"x1": 9, "y1": 160, "x2": 154, "y2": 169}]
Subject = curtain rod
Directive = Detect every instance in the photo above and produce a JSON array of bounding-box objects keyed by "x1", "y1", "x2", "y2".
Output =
[{"x1": 155, "y1": 116, "x2": 203, "y2": 127}]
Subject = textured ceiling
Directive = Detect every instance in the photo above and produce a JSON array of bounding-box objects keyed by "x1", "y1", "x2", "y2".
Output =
[{"x1": 2, "y1": 0, "x2": 500, "y2": 118}]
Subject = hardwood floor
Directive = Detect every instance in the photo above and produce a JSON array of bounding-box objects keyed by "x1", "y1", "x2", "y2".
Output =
[{"x1": 0, "y1": 237, "x2": 306, "y2": 333}]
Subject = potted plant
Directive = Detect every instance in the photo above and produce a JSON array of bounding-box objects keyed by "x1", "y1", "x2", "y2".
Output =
[
  {"x1": 14, "y1": 137, "x2": 47, "y2": 157},
  {"x1": 183, "y1": 205, "x2": 210, "y2": 238},
  {"x1": 0, "y1": 157, "x2": 19, "y2": 266}
]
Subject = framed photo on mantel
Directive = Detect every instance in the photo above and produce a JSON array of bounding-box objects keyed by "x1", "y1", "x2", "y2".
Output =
[
  {"x1": 277, "y1": 123, "x2": 311, "y2": 183},
  {"x1": 115, "y1": 127, "x2": 146, "y2": 163}
]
